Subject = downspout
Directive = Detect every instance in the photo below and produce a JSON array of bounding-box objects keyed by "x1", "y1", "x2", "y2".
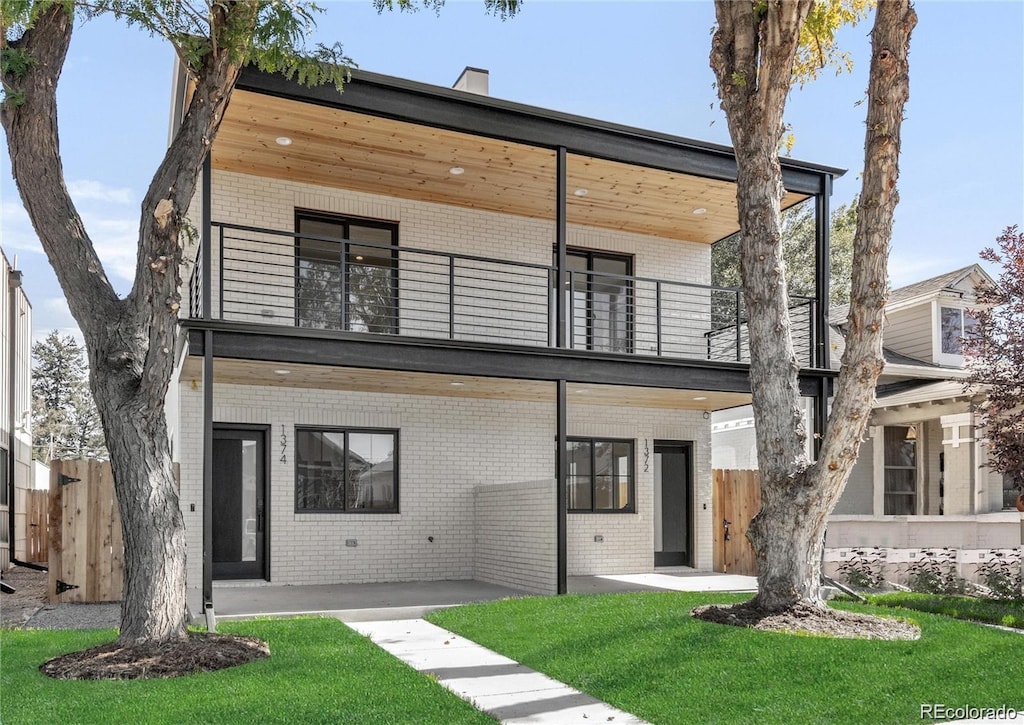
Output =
[
  {"x1": 7, "y1": 264, "x2": 20, "y2": 566},
  {"x1": 813, "y1": 175, "x2": 833, "y2": 459}
]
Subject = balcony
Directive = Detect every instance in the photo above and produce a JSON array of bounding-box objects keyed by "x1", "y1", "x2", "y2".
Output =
[{"x1": 188, "y1": 222, "x2": 817, "y2": 366}]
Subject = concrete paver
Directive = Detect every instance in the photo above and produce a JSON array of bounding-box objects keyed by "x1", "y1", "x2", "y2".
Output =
[{"x1": 350, "y1": 618, "x2": 649, "y2": 724}]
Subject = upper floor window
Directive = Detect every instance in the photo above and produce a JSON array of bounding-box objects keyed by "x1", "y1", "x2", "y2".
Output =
[
  {"x1": 295, "y1": 212, "x2": 398, "y2": 333},
  {"x1": 939, "y1": 306, "x2": 977, "y2": 359},
  {"x1": 553, "y1": 248, "x2": 633, "y2": 353},
  {"x1": 295, "y1": 427, "x2": 398, "y2": 513}
]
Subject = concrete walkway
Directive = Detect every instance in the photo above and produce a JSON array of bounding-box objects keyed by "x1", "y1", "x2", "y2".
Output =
[{"x1": 350, "y1": 618, "x2": 649, "y2": 724}]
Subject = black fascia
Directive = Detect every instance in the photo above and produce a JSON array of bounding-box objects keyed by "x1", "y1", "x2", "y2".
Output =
[
  {"x1": 185, "y1": 323, "x2": 833, "y2": 397},
  {"x1": 235, "y1": 67, "x2": 844, "y2": 197}
]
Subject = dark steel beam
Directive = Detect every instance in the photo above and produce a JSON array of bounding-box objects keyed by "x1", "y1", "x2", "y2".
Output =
[
  {"x1": 236, "y1": 68, "x2": 841, "y2": 196},
  {"x1": 185, "y1": 323, "x2": 835, "y2": 397},
  {"x1": 202, "y1": 155, "x2": 212, "y2": 322}
]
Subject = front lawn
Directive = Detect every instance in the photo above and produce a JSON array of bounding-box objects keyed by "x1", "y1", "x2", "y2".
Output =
[
  {"x1": 429, "y1": 592, "x2": 1024, "y2": 725},
  {"x1": 0, "y1": 618, "x2": 493, "y2": 725}
]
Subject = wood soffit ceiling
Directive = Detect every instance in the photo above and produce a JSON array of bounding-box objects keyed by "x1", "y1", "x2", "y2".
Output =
[
  {"x1": 181, "y1": 357, "x2": 751, "y2": 412},
  {"x1": 213, "y1": 90, "x2": 809, "y2": 245}
]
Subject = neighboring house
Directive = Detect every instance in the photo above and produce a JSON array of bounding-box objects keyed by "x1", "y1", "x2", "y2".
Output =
[
  {"x1": 713, "y1": 265, "x2": 1024, "y2": 583},
  {"x1": 168, "y1": 65, "x2": 843, "y2": 617},
  {"x1": 0, "y1": 248, "x2": 33, "y2": 572}
]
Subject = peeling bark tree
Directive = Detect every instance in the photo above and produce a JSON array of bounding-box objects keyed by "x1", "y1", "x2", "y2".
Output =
[
  {"x1": 1, "y1": 1, "x2": 350, "y2": 646},
  {"x1": 709, "y1": 0, "x2": 916, "y2": 610},
  {"x1": 2, "y1": 0, "x2": 517, "y2": 649}
]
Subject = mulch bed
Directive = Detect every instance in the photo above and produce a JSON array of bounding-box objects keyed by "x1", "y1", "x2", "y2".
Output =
[
  {"x1": 40, "y1": 632, "x2": 270, "y2": 680},
  {"x1": 691, "y1": 600, "x2": 921, "y2": 640}
]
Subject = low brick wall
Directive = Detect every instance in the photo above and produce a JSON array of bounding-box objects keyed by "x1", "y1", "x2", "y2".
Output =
[{"x1": 474, "y1": 479, "x2": 556, "y2": 595}]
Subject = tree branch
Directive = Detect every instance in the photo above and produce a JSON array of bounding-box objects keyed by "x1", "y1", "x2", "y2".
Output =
[{"x1": 1, "y1": 4, "x2": 122, "y2": 332}]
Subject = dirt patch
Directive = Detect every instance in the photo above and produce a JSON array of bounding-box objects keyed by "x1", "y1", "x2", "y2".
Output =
[
  {"x1": 40, "y1": 631, "x2": 270, "y2": 680},
  {"x1": 1, "y1": 564, "x2": 48, "y2": 628},
  {"x1": 691, "y1": 600, "x2": 921, "y2": 640}
]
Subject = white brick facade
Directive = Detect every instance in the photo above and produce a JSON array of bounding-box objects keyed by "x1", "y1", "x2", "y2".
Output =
[{"x1": 177, "y1": 170, "x2": 720, "y2": 613}]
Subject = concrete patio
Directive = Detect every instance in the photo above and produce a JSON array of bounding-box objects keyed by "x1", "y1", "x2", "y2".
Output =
[{"x1": 210, "y1": 568, "x2": 758, "y2": 623}]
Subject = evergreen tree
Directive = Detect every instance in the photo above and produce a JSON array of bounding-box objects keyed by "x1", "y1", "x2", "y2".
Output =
[{"x1": 31, "y1": 330, "x2": 107, "y2": 462}]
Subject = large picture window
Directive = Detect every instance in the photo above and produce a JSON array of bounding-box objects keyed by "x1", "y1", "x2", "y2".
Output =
[
  {"x1": 295, "y1": 428, "x2": 398, "y2": 513},
  {"x1": 883, "y1": 425, "x2": 917, "y2": 515},
  {"x1": 565, "y1": 437, "x2": 634, "y2": 513},
  {"x1": 295, "y1": 212, "x2": 398, "y2": 333}
]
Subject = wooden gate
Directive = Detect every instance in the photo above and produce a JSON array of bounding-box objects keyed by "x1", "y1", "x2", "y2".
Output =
[
  {"x1": 25, "y1": 490, "x2": 49, "y2": 563},
  {"x1": 712, "y1": 469, "x2": 761, "y2": 576},
  {"x1": 48, "y1": 460, "x2": 123, "y2": 603}
]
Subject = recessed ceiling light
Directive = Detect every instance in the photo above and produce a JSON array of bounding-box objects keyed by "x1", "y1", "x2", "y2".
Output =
[
  {"x1": 354, "y1": 255, "x2": 364, "y2": 261},
  {"x1": 449, "y1": 166, "x2": 465, "y2": 175},
  {"x1": 274, "y1": 369, "x2": 291, "y2": 375},
  {"x1": 275, "y1": 136, "x2": 293, "y2": 146},
  {"x1": 450, "y1": 381, "x2": 465, "y2": 387},
  {"x1": 575, "y1": 388, "x2": 588, "y2": 394},
  {"x1": 692, "y1": 207, "x2": 707, "y2": 215},
  {"x1": 573, "y1": 188, "x2": 589, "y2": 197},
  {"x1": 692, "y1": 396, "x2": 708, "y2": 401}
]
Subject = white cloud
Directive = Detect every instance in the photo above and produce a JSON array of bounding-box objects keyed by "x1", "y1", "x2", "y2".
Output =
[{"x1": 67, "y1": 179, "x2": 135, "y2": 205}]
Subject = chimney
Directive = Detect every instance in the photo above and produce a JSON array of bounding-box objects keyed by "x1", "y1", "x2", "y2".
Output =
[{"x1": 452, "y1": 67, "x2": 489, "y2": 96}]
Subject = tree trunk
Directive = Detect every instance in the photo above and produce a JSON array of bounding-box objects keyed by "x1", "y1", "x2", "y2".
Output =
[
  {"x1": 3, "y1": 3, "x2": 243, "y2": 644},
  {"x1": 711, "y1": 0, "x2": 916, "y2": 611}
]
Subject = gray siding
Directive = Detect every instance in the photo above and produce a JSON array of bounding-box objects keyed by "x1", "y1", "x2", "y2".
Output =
[
  {"x1": 834, "y1": 437, "x2": 874, "y2": 514},
  {"x1": 884, "y1": 304, "x2": 933, "y2": 362}
]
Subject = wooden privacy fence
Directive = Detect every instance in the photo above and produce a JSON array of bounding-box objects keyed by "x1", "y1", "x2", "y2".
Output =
[
  {"x1": 25, "y1": 490, "x2": 49, "y2": 564},
  {"x1": 712, "y1": 469, "x2": 761, "y2": 577},
  {"x1": 48, "y1": 459, "x2": 123, "y2": 604}
]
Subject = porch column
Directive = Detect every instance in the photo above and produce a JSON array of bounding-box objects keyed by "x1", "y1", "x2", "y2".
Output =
[
  {"x1": 555, "y1": 146, "x2": 567, "y2": 349},
  {"x1": 870, "y1": 425, "x2": 885, "y2": 515},
  {"x1": 556, "y1": 379, "x2": 567, "y2": 594},
  {"x1": 202, "y1": 333, "x2": 214, "y2": 612},
  {"x1": 201, "y1": 155, "x2": 215, "y2": 613},
  {"x1": 941, "y1": 412, "x2": 976, "y2": 515},
  {"x1": 201, "y1": 155, "x2": 212, "y2": 322}
]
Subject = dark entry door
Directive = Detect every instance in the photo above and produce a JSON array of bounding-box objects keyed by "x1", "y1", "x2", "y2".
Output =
[
  {"x1": 654, "y1": 441, "x2": 692, "y2": 567},
  {"x1": 213, "y1": 427, "x2": 267, "y2": 580}
]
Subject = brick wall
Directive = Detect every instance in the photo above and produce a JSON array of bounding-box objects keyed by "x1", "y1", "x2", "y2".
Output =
[
  {"x1": 567, "y1": 404, "x2": 712, "y2": 575},
  {"x1": 474, "y1": 479, "x2": 557, "y2": 594}
]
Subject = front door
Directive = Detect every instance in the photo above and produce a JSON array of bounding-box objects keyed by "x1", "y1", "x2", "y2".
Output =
[
  {"x1": 654, "y1": 441, "x2": 692, "y2": 567},
  {"x1": 212, "y1": 427, "x2": 268, "y2": 580}
]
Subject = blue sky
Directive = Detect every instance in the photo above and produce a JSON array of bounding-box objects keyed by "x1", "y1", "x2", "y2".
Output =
[{"x1": 2, "y1": 0, "x2": 1022, "y2": 341}]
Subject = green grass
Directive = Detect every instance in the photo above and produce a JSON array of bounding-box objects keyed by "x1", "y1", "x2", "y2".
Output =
[
  {"x1": 0, "y1": 618, "x2": 494, "y2": 725},
  {"x1": 868, "y1": 592, "x2": 1024, "y2": 629},
  {"x1": 428, "y1": 592, "x2": 1024, "y2": 725}
]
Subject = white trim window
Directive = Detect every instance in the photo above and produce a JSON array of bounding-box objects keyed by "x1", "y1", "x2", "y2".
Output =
[
  {"x1": 883, "y1": 425, "x2": 918, "y2": 515},
  {"x1": 936, "y1": 305, "x2": 977, "y2": 366}
]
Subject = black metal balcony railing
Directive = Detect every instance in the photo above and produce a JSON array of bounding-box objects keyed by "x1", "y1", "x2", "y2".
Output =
[{"x1": 189, "y1": 222, "x2": 817, "y2": 366}]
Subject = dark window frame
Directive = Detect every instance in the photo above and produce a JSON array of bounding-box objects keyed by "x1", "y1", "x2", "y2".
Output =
[
  {"x1": 565, "y1": 436, "x2": 636, "y2": 514},
  {"x1": 294, "y1": 426, "x2": 400, "y2": 514},
  {"x1": 553, "y1": 246, "x2": 635, "y2": 353},
  {"x1": 294, "y1": 210, "x2": 400, "y2": 333}
]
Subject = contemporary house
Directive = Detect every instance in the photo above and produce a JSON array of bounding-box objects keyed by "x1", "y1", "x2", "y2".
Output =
[
  {"x1": 0, "y1": 247, "x2": 33, "y2": 572},
  {"x1": 169, "y1": 65, "x2": 843, "y2": 617},
  {"x1": 713, "y1": 265, "x2": 1024, "y2": 583}
]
